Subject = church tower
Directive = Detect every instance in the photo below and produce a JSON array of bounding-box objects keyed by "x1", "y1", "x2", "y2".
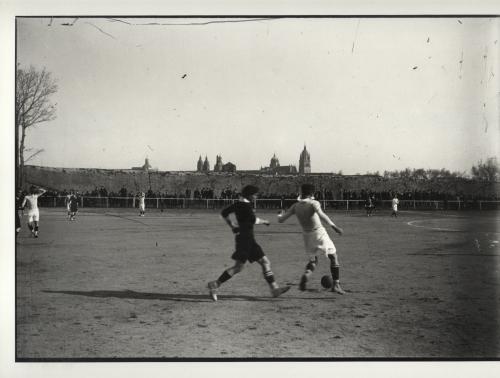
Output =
[
  {"x1": 197, "y1": 155, "x2": 203, "y2": 172},
  {"x1": 202, "y1": 156, "x2": 210, "y2": 172},
  {"x1": 142, "y1": 157, "x2": 152, "y2": 171},
  {"x1": 299, "y1": 145, "x2": 311, "y2": 174},
  {"x1": 214, "y1": 155, "x2": 223, "y2": 172}
]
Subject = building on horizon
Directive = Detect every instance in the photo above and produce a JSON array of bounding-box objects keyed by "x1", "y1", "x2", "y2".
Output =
[
  {"x1": 260, "y1": 153, "x2": 298, "y2": 175},
  {"x1": 196, "y1": 156, "x2": 203, "y2": 172},
  {"x1": 196, "y1": 154, "x2": 237, "y2": 173},
  {"x1": 299, "y1": 145, "x2": 311, "y2": 174},
  {"x1": 131, "y1": 157, "x2": 157, "y2": 172},
  {"x1": 222, "y1": 162, "x2": 236, "y2": 172},
  {"x1": 193, "y1": 146, "x2": 307, "y2": 175},
  {"x1": 214, "y1": 155, "x2": 223, "y2": 172},
  {"x1": 202, "y1": 156, "x2": 210, "y2": 172}
]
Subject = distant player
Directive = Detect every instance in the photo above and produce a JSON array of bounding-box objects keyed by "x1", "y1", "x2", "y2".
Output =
[
  {"x1": 64, "y1": 191, "x2": 73, "y2": 220},
  {"x1": 207, "y1": 185, "x2": 291, "y2": 301},
  {"x1": 365, "y1": 195, "x2": 375, "y2": 216},
  {"x1": 15, "y1": 189, "x2": 24, "y2": 239},
  {"x1": 278, "y1": 183, "x2": 346, "y2": 294},
  {"x1": 138, "y1": 192, "x2": 146, "y2": 216},
  {"x1": 21, "y1": 186, "x2": 47, "y2": 238},
  {"x1": 69, "y1": 192, "x2": 79, "y2": 221},
  {"x1": 391, "y1": 194, "x2": 399, "y2": 217}
]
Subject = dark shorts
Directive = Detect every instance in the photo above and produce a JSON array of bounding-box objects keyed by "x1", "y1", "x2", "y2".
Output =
[
  {"x1": 16, "y1": 211, "x2": 20, "y2": 228},
  {"x1": 70, "y1": 204, "x2": 78, "y2": 212},
  {"x1": 231, "y1": 233, "x2": 265, "y2": 263}
]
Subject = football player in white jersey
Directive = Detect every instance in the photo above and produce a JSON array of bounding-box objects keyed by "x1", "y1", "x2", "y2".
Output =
[
  {"x1": 138, "y1": 192, "x2": 146, "y2": 216},
  {"x1": 15, "y1": 189, "x2": 24, "y2": 239},
  {"x1": 278, "y1": 184, "x2": 346, "y2": 294},
  {"x1": 21, "y1": 186, "x2": 47, "y2": 238},
  {"x1": 391, "y1": 194, "x2": 399, "y2": 217},
  {"x1": 64, "y1": 191, "x2": 73, "y2": 220}
]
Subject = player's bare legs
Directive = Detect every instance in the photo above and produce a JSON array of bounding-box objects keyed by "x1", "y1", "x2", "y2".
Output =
[
  {"x1": 299, "y1": 256, "x2": 318, "y2": 291},
  {"x1": 257, "y1": 256, "x2": 290, "y2": 297},
  {"x1": 208, "y1": 260, "x2": 246, "y2": 301},
  {"x1": 328, "y1": 253, "x2": 345, "y2": 294}
]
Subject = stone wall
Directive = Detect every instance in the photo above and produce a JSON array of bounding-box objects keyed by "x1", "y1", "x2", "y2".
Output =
[{"x1": 24, "y1": 165, "x2": 499, "y2": 199}]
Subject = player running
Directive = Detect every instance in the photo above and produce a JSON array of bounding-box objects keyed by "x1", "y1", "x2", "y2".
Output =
[
  {"x1": 391, "y1": 194, "x2": 399, "y2": 217},
  {"x1": 21, "y1": 186, "x2": 47, "y2": 238},
  {"x1": 138, "y1": 192, "x2": 146, "y2": 217},
  {"x1": 207, "y1": 185, "x2": 291, "y2": 301},
  {"x1": 278, "y1": 183, "x2": 346, "y2": 294}
]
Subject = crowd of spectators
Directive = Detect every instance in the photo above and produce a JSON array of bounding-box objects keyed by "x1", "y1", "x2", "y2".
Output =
[{"x1": 36, "y1": 185, "x2": 499, "y2": 202}]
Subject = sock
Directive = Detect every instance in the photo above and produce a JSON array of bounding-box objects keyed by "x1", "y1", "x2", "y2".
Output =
[
  {"x1": 28, "y1": 223, "x2": 33, "y2": 231},
  {"x1": 305, "y1": 259, "x2": 317, "y2": 276},
  {"x1": 263, "y1": 270, "x2": 275, "y2": 285},
  {"x1": 217, "y1": 270, "x2": 232, "y2": 285},
  {"x1": 331, "y1": 265, "x2": 340, "y2": 282}
]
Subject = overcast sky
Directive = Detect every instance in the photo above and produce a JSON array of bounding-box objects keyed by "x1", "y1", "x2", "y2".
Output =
[{"x1": 16, "y1": 17, "x2": 499, "y2": 174}]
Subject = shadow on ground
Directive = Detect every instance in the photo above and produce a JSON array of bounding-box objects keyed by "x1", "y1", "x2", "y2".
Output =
[{"x1": 41, "y1": 289, "x2": 284, "y2": 303}]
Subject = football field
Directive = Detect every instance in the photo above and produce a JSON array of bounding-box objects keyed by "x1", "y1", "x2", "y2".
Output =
[{"x1": 16, "y1": 208, "x2": 500, "y2": 359}]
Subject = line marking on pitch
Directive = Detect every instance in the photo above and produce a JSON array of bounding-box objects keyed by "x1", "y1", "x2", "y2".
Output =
[{"x1": 406, "y1": 219, "x2": 462, "y2": 232}]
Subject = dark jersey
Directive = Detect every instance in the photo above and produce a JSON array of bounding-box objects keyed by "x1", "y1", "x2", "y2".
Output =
[
  {"x1": 221, "y1": 201, "x2": 256, "y2": 234},
  {"x1": 69, "y1": 195, "x2": 79, "y2": 211},
  {"x1": 221, "y1": 200, "x2": 264, "y2": 263}
]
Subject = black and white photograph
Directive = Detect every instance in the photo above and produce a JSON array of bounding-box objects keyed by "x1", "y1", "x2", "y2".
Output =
[{"x1": 2, "y1": 0, "x2": 500, "y2": 376}]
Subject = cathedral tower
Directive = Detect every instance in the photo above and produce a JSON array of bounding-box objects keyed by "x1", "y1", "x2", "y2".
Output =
[
  {"x1": 214, "y1": 155, "x2": 223, "y2": 172},
  {"x1": 202, "y1": 156, "x2": 210, "y2": 172},
  {"x1": 299, "y1": 145, "x2": 311, "y2": 174},
  {"x1": 197, "y1": 155, "x2": 203, "y2": 172}
]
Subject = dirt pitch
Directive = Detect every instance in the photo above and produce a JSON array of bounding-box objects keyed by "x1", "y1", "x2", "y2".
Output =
[{"x1": 16, "y1": 208, "x2": 500, "y2": 359}]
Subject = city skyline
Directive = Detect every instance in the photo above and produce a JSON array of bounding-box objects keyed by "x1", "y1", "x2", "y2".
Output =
[
  {"x1": 193, "y1": 144, "x2": 309, "y2": 173},
  {"x1": 15, "y1": 17, "x2": 499, "y2": 174}
]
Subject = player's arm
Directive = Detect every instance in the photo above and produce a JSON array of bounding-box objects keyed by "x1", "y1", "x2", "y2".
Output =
[
  {"x1": 277, "y1": 204, "x2": 295, "y2": 223},
  {"x1": 21, "y1": 197, "x2": 27, "y2": 210},
  {"x1": 38, "y1": 188, "x2": 47, "y2": 196},
  {"x1": 221, "y1": 205, "x2": 239, "y2": 233},
  {"x1": 315, "y1": 202, "x2": 343, "y2": 235}
]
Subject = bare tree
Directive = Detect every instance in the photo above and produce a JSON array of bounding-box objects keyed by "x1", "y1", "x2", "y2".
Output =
[
  {"x1": 471, "y1": 157, "x2": 499, "y2": 182},
  {"x1": 15, "y1": 65, "x2": 58, "y2": 187}
]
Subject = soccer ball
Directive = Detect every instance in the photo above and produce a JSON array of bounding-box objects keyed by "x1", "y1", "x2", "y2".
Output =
[{"x1": 321, "y1": 275, "x2": 333, "y2": 289}]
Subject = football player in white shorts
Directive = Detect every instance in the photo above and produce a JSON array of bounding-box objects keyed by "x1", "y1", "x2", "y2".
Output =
[
  {"x1": 391, "y1": 194, "x2": 399, "y2": 217},
  {"x1": 138, "y1": 192, "x2": 146, "y2": 216},
  {"x1": 21, "y1": 186, "x2": 47, "y2": 238},
  {"x1": 278, "y1": 184, "x2": 346, "y2": 294}
]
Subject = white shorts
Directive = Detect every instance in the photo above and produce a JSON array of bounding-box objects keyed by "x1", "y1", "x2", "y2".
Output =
[
  {"x1": 66, "y1": 204, "x2": 71, "y2": 211},
  {"x1": 27, "y1": 209, "x2": 40, "y2": 222},
  {"x1": 139, "y1": 204, "x2": 145, "y2": 211},
  {"x1": 392, "y1": 205, "x2": 398, "y2": 211},
  {"x1": 302, "y1": 227, "x2": 336, "y2": 257}
]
